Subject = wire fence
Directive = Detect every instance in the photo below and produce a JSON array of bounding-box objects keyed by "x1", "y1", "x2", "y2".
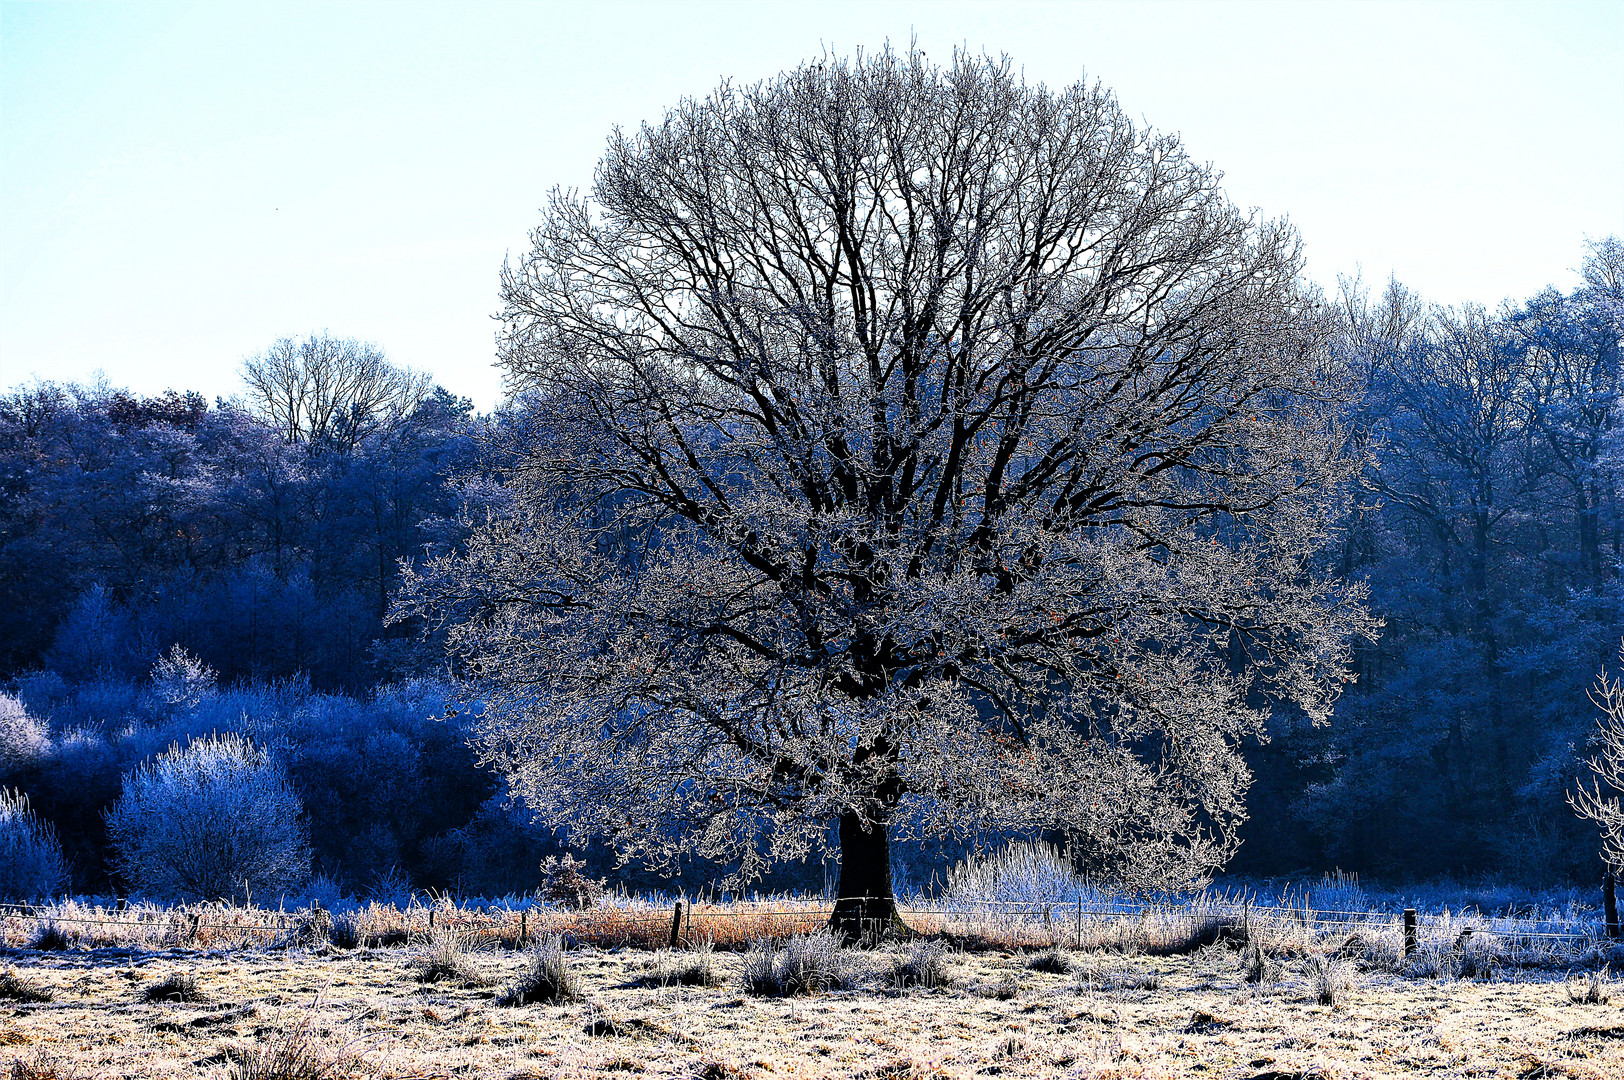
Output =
[{"x1": 1, "y1": 895, "x2": 1617, "y2": 953}]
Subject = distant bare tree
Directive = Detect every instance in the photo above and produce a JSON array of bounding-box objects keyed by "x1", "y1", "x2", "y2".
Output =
[
  {"x1": 1582, "y1": 236, "x2": 1624, "y2": 304},
  {"x1": 1571, "y1": 647, "x2": 1624, "y2": 873},
  {"x1": 242, "y1": 333, "x2": 427, "y2": 453},
  {"x1": 395, "y1": 47, "x2": 1375, "y2": 937}
]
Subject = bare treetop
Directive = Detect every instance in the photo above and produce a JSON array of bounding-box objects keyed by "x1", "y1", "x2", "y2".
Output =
[
  {"x1": 243, "y1": 333, "x2": 428, "y2": 453},
  {"x1": 399, "y1": 48, "x2": 1375, "y2": 934}
]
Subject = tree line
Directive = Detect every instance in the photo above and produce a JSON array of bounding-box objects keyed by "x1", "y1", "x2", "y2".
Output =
[
  {"x1": 1249, "y1": 239, "x2": 1624, "y2": 883},
  {"x1": 0, "y1": 335, "x2": 480, "y2": 691}
]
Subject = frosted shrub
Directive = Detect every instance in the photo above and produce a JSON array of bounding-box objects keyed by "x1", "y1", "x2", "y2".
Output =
[
  {"x1": 1307, "y1": 869, "x2": 1367, "y2": 914},
  {"x1": 366, "y1": 866, "x2": 413, "y2": 908},
  {"x1": 43, "y1": 584, "x2": 136, "y2": 683},
  {"x1": 944, "y1": 841, "x2": 1119, "y2": 907},
  {"x1": 0, "y1": 693, "x2": 49, "y2": 775},
  {"x1": 0, "y1": 788, "x2": 68, "y2": 902},
  {"x1": 105, "y1": 733, "x2": 310, "y2": 902},
  {"x1": 293, "y1": 873, "x2": 349, "y2": 912},
  {"x1": 149, "y1": 645, "x2": 217, "y2": 710},
  {"x1": 538, "y1": 853, "x2": 604, "y2": 909},
  {"x1": 1573, "y1": 648, "x2": 1624, "y2": 872}
]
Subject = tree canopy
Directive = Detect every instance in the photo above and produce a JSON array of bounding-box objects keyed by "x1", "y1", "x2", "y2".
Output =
[{"x1": 405, "y1": 49, "x2": 1379, "y2": 931}]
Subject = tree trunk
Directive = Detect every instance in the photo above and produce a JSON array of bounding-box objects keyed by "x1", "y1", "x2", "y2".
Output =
[
  {"x1": 829, "y1": 809, "x2": 909, "y2": 944},
  {"x1": 1581, "y1": 484, "x2": 1602, "y2": 588},
  {"x1": 1606, "y1": 867, "x2": 1620, "y2": 940}
]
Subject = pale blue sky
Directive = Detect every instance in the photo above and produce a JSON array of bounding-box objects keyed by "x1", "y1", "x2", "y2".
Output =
[{"x1": 2, "y1": 0, "x2": 1620, "y2": 411}]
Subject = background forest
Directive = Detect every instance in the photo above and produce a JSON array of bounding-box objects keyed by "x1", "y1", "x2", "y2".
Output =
[{"x1": 2, "y1": 238, "x2": 1621, "y2": 899}]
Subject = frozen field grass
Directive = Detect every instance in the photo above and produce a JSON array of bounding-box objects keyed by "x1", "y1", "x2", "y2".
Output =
[
  {"x1": 4, "y1": 887, "x2": 1624, "y2": 1080},
  {"x1": 4, "y1": 935, "x2": 1624, "y2": 1079}
]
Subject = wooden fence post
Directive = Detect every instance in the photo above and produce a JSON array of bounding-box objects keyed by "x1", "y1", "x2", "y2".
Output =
[
  {"x1": 1403, "y1": 908, "x2": 1417, "y2": 958},
  {"x1": 669, "y1": 900, "x2": 684, "y2": 949},
  {"x1": 188, "y1": 912, "x2": 200, "y2": 943},
  {"x1": 428, "y1": 909, "x2": 435, "y2": 933},
  {"x1": 1075, "y1": 897, "x2": 1083, "y2": 949},
  {"x1": 1605, "y1": 868, "x2": 1620, "y2": 940},
  {"x1": 520, "y1": 911, "x2": 528, "y2": 945}
]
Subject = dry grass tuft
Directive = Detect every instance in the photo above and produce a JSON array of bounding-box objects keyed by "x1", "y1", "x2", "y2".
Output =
[
  {"x1": 1106, "y1": 967, "x2": 1160, "y2": 991},
  {"x1": 8, "y1": 1051, "x2": 98, "y2": 1080},
  {"x1": 1025, "y1": 947, "x2": 1072, "y2": 975},
  {"x1": 223, "y1": 1009, "x2": 374, "y2": 1080},
  {"x1": 141, "y1": 971, "x2": 207, "y2": 1003},
  {"x1": 1567, "y1": 966, "x2": 1612, "y2": 1005},
  {"x1": 1143, "y1": 913, "x2": 1244, "y2": 956},
  {"x1": 26, "y1": 922, "x2": 71, "y2": 952},
  {"x1": 1337, "y1": 929, "x2": 1403, "y2": 972},
  {"x1": 328, "y1": 911, "x2": 363, "y2": 951},
  {"x1": 975, "y1": 972, "x2": 1021, "y2": 1000},
  {"x1": 499, "y1": 935, "x2": 580, "y2": 1005},
  {"x1": 1308, "y1": 953, "x2": 1355, "y2": 1007},
  {"x1": 741, "y1": 931, "x2": 859, "y2": 996},
  {"x1": 676, "y1": 905, "x2": 828, "y2": 951},
  {"x1": 1073, "y1": 959, "x2": 1159, "y2": 992},
  {"x1": 650, "y1": 942, "x2": 722, "y2": 988},
  {"x1": 1241, "y1": 941, "x2": 1282, "y2": 985},
  {"x1": 291, "y1": 909, "x2": 333, "y2": 950},
  {"x1": 409, "y1": 932, "x2": 489, "y2": 987},
  {"x1": 582, "y1": 1009, "x2": 633, "y2": 1038},
  {"x1": 1457, "y1": 931, "x2": 1505, "y2": 981},
  {"x1": 886, "y1": 940, "x2": 952, "y2": 989},
  {"x1": 0, "y1": 967, "x2": 53, "y2": 1003}
]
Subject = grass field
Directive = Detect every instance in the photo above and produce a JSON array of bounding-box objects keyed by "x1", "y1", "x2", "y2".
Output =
[{"x1": 3, "y1": 929, "x2": 1622, "y2": 1080}]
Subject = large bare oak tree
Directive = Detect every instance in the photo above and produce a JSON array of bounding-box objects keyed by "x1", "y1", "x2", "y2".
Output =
[{"x1": 395, "y1": 49, "x2": 1374, "y2": 937}]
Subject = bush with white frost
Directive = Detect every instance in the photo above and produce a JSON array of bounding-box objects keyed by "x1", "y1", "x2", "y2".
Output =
[
  {"x1": 0, "y1": 788, "x2": 68, "y2": 902},
  {"x1": 105, "y1": 733, "x2": 310, "y2": 901},
  {"x1": 944, "y1": 841, "x2": 1128, "y2": 909},
  {"x1": 148, "y1": 645, "x2": 216, "y2": 711},
  {"x1": 0, "y1": 693, "x2": 49, "y2": 775}
]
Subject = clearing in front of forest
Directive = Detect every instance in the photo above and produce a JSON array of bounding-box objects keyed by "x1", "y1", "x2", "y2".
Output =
[{"x1": 3, "y1": 931, "x2": 1622, "y2": 1079}]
